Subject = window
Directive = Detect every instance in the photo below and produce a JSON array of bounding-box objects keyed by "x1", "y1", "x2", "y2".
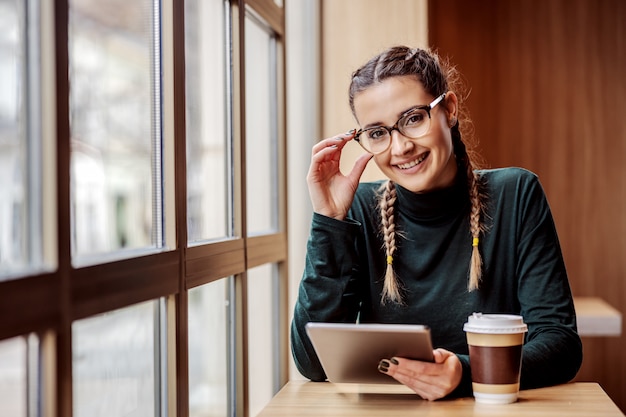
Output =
[
  {"x1": 185, "y1": 0, "x2": 230, "y2": 244},
  {"x1": 0, "y1": 0, "x2": 48, "y2": 280},
  {"x1": 246, "y1": 264, "x2": 280, "y2": 417},
  {"x1": 188, "y1": 279, "x2": 231, "y2": 417},
  {"x1": 0, "y1": 1, "x2": 288, "y2": 417},
  {"x1": 0, "y1": 335, "x2": 39, "y2": 417},
  {"x1": 69, "y1": 0, "x2": 162, "y2": 262},
  {"x1": 72, "y1": 301, "x2": 160, "y2": 417},
  {"x1": 245, "y1": 11, "x2": 280, "y2": 235},
  {"x1": 243, "y1": 8, "x2": 287, "y2": 414}
]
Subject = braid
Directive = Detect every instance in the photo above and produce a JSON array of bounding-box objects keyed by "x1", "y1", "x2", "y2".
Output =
[
  {"x1": 467, "y1": 164, "x2": 484, "y2": 291},
  {"x1": 452, "y1": 124, "x2": 486, "y2": 291},
  {"x1": 378, "y1": 180, "x2": 403, "y2": 304}
]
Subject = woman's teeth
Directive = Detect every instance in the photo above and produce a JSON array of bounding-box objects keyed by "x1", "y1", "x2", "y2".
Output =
[{"x1": 397, "y1": 154, "x2": 427, "y2": 169}]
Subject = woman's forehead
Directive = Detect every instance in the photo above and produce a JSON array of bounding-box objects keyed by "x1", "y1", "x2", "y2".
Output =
[{"x1": 353, "y1": 76, "x2": 430, "y2": 125}]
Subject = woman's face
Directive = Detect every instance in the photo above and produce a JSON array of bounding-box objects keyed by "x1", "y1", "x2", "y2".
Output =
[{"x1": 353, "y1": 75, "x2": 458, "y2": 193}]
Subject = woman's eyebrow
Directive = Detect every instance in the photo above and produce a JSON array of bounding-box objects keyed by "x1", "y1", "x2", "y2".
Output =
[
  {"x1": 399, "y1": 104, "x2": 423, "y2": 117},
  {"x1": 362, "y1": 104, "x2": 423, "y2": 129}
]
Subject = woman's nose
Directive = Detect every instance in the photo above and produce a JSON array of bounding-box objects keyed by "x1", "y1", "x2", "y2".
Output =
[{"x1": 389, "y1": 130, "x2": 414, "y2": 155}]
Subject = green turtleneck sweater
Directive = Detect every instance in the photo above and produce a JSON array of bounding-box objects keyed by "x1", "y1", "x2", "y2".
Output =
[{"x1": 290, "y1": 167, "x2": 582, "y2": 397}]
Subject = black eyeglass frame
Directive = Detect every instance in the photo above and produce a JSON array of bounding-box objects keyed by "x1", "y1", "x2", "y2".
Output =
[{"x1": 353, "y1": 92, "x2": 447, "y2": 155}]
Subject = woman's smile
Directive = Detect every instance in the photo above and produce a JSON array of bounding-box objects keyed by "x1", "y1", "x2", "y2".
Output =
[{"x1": 395, "y1": 152, "x2": 429, "y2": 170}]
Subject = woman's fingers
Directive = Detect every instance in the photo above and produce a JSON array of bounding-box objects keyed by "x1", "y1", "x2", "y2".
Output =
[
  {"x1": 311, "y1": 130, "x2": 356, "y2": 156},
  {"x1": 377, "y1": 351, "x2": 462, "y2": 401},
  {"x1": 378, "y1": 358, "x2": 445, "y2": 400},
  {"x1": 310, "y1": 141, "x2": 342, "y2": 165},
  {"x1": 306, "y1": 129, "x2": 366, "y2": 220},
  {"x1": 347, "y1": 152, "x2": 374, "y2": 183},
  {"x1": 308, "y1": 129, "x2": 361, "y2": 180}
]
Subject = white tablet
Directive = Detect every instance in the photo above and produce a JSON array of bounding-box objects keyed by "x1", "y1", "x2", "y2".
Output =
[{"x1": 305, "y1": 322, "x2": 434, "y2": 384}]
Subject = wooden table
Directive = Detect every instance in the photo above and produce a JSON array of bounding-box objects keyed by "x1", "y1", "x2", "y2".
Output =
[
  {"x1": 574, "y1": 296, "x2": 622, "y2": 336},
  {"x1": 257, "y1": 381, "x2": 624, "y2": 417}
]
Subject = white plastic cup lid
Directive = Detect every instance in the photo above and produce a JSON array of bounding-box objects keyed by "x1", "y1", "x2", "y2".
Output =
[{"x1": 463, "y1": 312, "x2": 528, "y2": 334}]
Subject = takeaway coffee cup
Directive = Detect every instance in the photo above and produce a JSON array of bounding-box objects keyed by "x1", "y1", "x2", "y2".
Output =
[{"x1": 463, "y1": 313, "x2": 528, "y2": 404}]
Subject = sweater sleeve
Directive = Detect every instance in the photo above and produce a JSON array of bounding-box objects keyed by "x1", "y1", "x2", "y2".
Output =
[
  {"x1": 290, "y1": 213, "x2": 365, "y2": 381},
  {"x1": 513, "y1": 173, "x2": 583, "y2": 388}
]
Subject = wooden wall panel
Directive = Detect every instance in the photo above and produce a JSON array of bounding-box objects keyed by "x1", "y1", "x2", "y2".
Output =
[
  {"x1": 321, "y1": 0, "x2": 428, "y2": 182},
  {"x1": 429, "y1": 0, "x2": 626, "y2": 411}
]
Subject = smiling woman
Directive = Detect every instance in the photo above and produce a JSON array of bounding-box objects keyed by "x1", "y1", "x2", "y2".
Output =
[{"x1": 291, "y1": 45, "x2": 582, "y2": 401}]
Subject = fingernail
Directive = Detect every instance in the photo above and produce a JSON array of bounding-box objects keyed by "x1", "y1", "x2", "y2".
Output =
[
  {"x1": 378, "y1": 359, "x2": 390, "y2": 373},
  {"x1": 390, "y1": 358, "x2": 399, "y2": 365}
]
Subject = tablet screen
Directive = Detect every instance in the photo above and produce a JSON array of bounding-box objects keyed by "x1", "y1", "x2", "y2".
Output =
[{"x1": 305, "y1": 322, "x2": 434, "y2": 384}]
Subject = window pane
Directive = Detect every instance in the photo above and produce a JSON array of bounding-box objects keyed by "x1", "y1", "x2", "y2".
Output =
[
  {"x1": 69, "y1": 0, "x2": 161, "y2": 261},
  {"x1": 0, "y1": 336, "x2": 28, "y2": 417},
  {"x1": 188, "y1": 278, "x2": 231, "y2": 417},
  {"x1": 185, "y1": 0, "x2": 229, "y2": 243},
  {"x1": 73, "y1": 301, "x2": 158, "y2": 417},
  {"x1": 0, "y1": 0, "x2": 45, "y2": 280},
  {"x1": 247, "y1": 264, "x2": 279, "y2": 417},
  {"x1": 245, "y1": 14, "x2": 279, "y2": 235}
]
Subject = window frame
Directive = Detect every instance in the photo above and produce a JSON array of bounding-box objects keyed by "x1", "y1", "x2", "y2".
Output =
[{"x1": 0, "y1": 0, "x2": 288, "y2": 416}]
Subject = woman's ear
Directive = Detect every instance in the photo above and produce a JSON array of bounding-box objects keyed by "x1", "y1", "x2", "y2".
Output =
[{"x1": 444, "y1": 91, "x2": 459, "y2": 127}]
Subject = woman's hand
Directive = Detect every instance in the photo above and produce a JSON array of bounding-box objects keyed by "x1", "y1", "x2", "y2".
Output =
[
  {"x1": 378, "y1": 349, "x2": 463, "y2": 401},
  {"x1": 307, "y1": 130, "x2": 373, "y2": 220}
]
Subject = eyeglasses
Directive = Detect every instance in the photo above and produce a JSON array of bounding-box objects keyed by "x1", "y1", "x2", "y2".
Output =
[{"x1": 354, "y1": 93, "x2": 447, "y2": 155}]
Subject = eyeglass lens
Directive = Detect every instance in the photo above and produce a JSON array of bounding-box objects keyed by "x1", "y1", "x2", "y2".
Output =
[{"x1": 360, "y1": 108, "x2": 430, "y2": 154}]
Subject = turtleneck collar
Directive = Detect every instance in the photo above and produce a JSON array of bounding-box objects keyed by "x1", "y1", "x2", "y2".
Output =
[{"x1": 394, "y1": 175, "x2": 469, "y2": 223}]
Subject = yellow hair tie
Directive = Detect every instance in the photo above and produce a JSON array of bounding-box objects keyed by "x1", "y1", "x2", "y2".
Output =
[
  {"x1": 386, "y1": 255, "x2": 393, "y2": 265},
  {"x1": 472, "y1": 237, "x2": 479, "y2": 247}
]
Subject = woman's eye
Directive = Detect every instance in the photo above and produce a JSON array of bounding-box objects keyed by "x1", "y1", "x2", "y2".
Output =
[
  {"x1": 367, "y1": 128, "x2": 387, "y2": 140},
  {"x1": 405, "y1": 111, "x2": 425, "y2": 126}
]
